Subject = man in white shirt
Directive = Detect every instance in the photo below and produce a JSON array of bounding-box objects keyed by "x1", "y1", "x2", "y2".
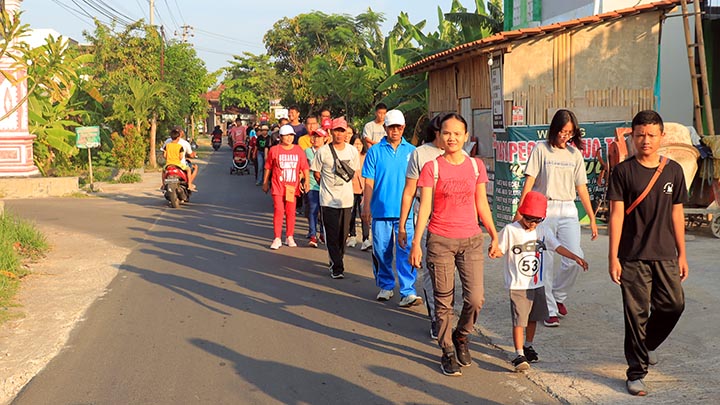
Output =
[
  {"x1": 362, "y1": 103, "x2": 388, "y2": 147},
  {"x1": 311, "y1": 117, "x2": 359, "y2": 279}
]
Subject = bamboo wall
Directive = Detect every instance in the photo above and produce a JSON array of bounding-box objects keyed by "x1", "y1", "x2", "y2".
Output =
[
  {"x1": 429, "y1": 67, "x2": 457, "y2": 113},
  {"x1": 504, "y1": 12, "x2": 661, "y2": 125}
]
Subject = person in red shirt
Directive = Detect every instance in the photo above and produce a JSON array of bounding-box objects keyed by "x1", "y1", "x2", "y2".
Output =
[
  {"x1": 263, "y1": 124, "x2": 310, "y2": 250},
  {"x1": 410, "y1": 113, "x2": 499, "y2": 377}
]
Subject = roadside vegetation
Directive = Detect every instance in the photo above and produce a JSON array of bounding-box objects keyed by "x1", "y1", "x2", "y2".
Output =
[{"x1": 0, "y1": 213, "x2": 48, "y2": 323}]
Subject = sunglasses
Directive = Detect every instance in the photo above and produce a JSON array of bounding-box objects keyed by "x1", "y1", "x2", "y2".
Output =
[{"x1": 522, "y1": 215, "x2": 544, "y2": 224}]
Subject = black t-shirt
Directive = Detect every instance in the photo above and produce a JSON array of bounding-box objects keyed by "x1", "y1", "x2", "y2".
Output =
[
  {"x1": 607, "y1": 156, "x2": 687, "y2": 260},
  {"x1": 257, "y1": 135, "x2": 269, "y2": 150}
]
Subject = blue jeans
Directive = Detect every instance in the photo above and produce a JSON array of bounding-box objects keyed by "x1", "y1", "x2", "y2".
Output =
[
  {"x1": 307, "y1": 190, "x2": 320, "y2": 237},
  {"x1": 372, "y1": 218, "x2": 416, "y2": 297},
  {"x1": 256, "y1": 152, "x2": 265, "y2": 184}
]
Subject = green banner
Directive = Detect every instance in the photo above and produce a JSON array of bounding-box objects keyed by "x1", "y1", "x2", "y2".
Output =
[{"x1": 492, "y1": 122, "x2": 630, "y2": 227}]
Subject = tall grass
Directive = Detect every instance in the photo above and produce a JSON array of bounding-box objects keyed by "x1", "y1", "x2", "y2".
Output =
[{"x1": 0, "y1": 212, "x2": 48, "y2": 323}]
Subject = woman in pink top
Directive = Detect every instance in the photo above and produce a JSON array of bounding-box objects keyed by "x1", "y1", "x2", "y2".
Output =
[
  {"x1": 410, "y1": 113, "x2": 499, "y2": 377},
  {"x1": 263, "y1": 125, "x2": 310, "y2": 250}
]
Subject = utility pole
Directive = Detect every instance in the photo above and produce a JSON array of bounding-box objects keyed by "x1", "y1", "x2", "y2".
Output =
[
  {"x1": 176, "y1": 25, "x2": 194, "y2": 43},
  {"x1": 149, "y1": 0, "x2": 154, "y2": 26}
]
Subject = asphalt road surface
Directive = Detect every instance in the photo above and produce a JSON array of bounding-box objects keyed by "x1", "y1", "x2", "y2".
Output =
[{"x1": 9, "y1": 145, "x2": 557, "y2": 404}]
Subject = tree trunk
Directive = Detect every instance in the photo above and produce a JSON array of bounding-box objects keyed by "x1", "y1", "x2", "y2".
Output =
[
  {"x1": 189, "y1": 115, "x2": 195, "y2": 139},
  {"x1": 149, "y1": 114, "x2": 158, "y2": 168}
]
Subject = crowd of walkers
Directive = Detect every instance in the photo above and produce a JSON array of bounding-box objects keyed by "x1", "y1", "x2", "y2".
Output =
[{"x1": 226, "y1": 106, "x2": 687, "y2": 396}]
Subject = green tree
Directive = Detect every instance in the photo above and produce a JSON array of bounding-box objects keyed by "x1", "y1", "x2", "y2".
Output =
[
  {"x1": 220, "y1": 52, "x2": 283, "y2": 115},
  {"x1": 163, "y1": 41, "x2": 214, "y2": 139},
  {"x1": 84, "y1": 20, "x2": 163, "y2": 166},
  {"x1": 264, "y1": 9, "x2": 383, "y2": 114}
]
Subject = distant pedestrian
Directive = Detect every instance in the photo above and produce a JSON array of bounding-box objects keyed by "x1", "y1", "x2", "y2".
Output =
[
  {"x1": 607, "y1": 110, "x2": 688, "y2": 396},
  {"x1": 362, "y1": 103, "x2": 388, "y2": 147},
  {"x1": 305, "y1": 128, "x2": 328, "y2": 247},
  {"x1": 311, "y1": 118, "x2": 360, "y2": 278},
  {"x1": 288, "y1": 105, "x2": 308, "y2": 145},
  {"x1": 254, "y1": 124, "x2": 271, "y2": 186},
  {"x1": 493, "y1": 191, "x2": 588, "y2": 372},
  {"x1": 399, "y1": 114, "x2": 445, "y2": 340},
  {"x1": 362, "y1": 109, "x2": 421, "y2": 307},
  {"x1": 298, "y1": 115, "x2": 319, "y2": 150},
  {"x1": 346, "y1": 133, "x2": 369, "y2": 250},
  {"x1": 515, "y1": 109, "x2": 598, "y2": 327},
  {"x1": 409, "y1": 113, "x2": 498, "y2": 377},
  {"x1": 263, "y1": 125, "x2": 310, "y2": 250}
]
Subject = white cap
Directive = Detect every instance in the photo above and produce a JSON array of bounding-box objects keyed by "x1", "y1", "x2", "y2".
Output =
[
  {"x1": 279, "y1": 125, "x2": 295, "y2": 136},
  {"x1": 384, "y1": 109, "x2": 405, "y2": 127}
]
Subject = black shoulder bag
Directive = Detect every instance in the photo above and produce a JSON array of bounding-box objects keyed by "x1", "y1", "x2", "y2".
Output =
[{"x1": 329, "y1": 144, "x2": 355, "y2": 183}]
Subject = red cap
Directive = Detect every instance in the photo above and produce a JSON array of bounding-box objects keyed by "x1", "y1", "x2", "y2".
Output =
[
  {"x1": 518, "y1": 191, "x2": 547, "y2": 218},
  {"x1": 331, "y1": 117, "x2": 348, "y2": 130},
  {"x1": 321, "y1": 117, "x2": 332, "y2": 129}
]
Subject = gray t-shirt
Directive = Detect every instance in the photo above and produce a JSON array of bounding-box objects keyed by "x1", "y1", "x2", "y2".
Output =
[
  {"x1": 524, "y1": 141, "x2": 587, "y2": 201},
  {"x1": 363, "y1": 120, "x2": 386, "y2": 144},
  {"x1": 311, "y1": 143, "x2": 359, "y2": 208},
  {"x1": 406, "y1": 143, "x2": 444, "y2": 198}
]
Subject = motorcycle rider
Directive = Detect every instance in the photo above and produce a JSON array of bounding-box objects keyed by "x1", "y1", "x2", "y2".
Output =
[
  {"x1": 162, "y1": 126, "x2": 199, "y2": 191},
  {"x1": 162, "y1": 129, "x2": 195, "y2": 191}
]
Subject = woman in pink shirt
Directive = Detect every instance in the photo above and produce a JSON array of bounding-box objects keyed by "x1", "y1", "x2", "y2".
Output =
[
  {"x1": 263, "y1": 125, "x2": 310, "y2": 250},
  {"x1": 410, "y1": 113, "x2": 499, "y2": 377}
]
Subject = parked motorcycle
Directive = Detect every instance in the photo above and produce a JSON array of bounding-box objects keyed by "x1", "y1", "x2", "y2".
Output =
[{"x1": 163, "y1": 165, "x2": 192, "y2": 208}]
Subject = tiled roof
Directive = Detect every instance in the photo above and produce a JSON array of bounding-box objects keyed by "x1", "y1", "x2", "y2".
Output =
[{"x1": 396, "y1": 0, "x2": 683, "y2": 76}]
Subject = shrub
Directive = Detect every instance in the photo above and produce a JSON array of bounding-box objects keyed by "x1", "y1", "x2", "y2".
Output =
[
  {"x1": 117, "y1": 173, "x2": 142, "y2": 183},
  {"x1": 93, "y1": 150, "x2": 117, "y2": 167},
  {"x1": 111, "y1": 124, "x2": 146, "y2": 170}
]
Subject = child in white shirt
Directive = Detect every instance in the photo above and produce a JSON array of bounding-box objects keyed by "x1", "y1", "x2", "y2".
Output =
[{"x1": 492, "y1": 191, "x2": 588, "y2": 371}]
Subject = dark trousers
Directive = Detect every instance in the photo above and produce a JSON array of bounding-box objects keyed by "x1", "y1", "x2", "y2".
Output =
[
  {"x1": 620, "y1": 259, "x2": 685, "y2": 381},
  {"x1": 348, "y1": 193, "x2": 369, "y2": 240},
  {"x1": 322, "y1": 207, "x2": 352, "y2": 275}
]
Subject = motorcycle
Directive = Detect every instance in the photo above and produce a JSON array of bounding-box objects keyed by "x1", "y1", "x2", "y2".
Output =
[
  {"x1": 163, "y1": 164, "x2": 192, "y2": 208},
  {"x1": 211, "y1": 135, "x2": 222, "y2": 151}
]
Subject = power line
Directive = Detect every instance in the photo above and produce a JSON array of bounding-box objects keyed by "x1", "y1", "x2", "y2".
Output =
[
  {"x1": 172, "y1": 0, "x2": 185, "y2": 24},
  {"x1": 194, "y1": 27, "x2": 264, "y2": 49},
  {"x1": 162, "y1": 0, "x2": 179, "y2": 29},
  {"x1": 78, "y1": 0, "x2": 134, "y2": 26},
  {"x1": 50, "y1": 0, "x2": 97, "y2": 28}
]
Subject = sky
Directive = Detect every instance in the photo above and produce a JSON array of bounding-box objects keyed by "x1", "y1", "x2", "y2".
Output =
[{"x1": 20, "y1": 0, "x2": 459, "y2": 74}]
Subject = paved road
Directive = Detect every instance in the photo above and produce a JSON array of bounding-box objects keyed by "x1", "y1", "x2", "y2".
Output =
[{"x1": 8, "y1": 145, "x2": 556, "y2": 404}]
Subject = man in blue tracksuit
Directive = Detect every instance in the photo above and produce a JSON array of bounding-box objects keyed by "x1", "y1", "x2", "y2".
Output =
[{"x1": 361, "y1": 109, "x2": 422, "y2": 307}]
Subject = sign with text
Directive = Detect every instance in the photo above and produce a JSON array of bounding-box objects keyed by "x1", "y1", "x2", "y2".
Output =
[
  {"x1": 490, "y1": 55, "x2": 504, "y2": 129},
  {"x1": 492, "y1": 121, "x2": 629, "y2": 227},
  {"x1": 75, "y1": 126, "x2": 101, "y2": 149}
]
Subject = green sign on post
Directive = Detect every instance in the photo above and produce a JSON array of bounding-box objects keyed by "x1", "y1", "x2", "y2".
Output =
[
  {"x1": 75, "y1": 126, "x2": 101, "y2": 149},
  {"x1": 492, "y1": 122, "x2": 630, "y2": 228},
  {"x1": 75, "y1": 126, "x2": 101, "y2": 191}
]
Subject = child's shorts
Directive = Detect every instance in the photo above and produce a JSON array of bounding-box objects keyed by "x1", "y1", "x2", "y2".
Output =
[{"x1": 510, "y1": 287, "x2": 549, "y2": 327}]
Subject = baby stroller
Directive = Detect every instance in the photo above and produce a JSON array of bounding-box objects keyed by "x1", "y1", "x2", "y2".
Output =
[{"x1": 230, "y1": 142, "x2": 250, "y2": 175}]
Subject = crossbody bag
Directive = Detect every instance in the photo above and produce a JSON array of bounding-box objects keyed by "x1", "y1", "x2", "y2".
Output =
[{"x1": 625, "y1": 156, "x2": 668, "y2": 215}]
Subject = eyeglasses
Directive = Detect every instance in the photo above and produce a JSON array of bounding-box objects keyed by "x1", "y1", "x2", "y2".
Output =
[
  {"x1": 558, "y1": 130, "x2": 574, "y2": 136},
  {"x1": 522, "y1": 215, "x2": 544, "y2": 224}
]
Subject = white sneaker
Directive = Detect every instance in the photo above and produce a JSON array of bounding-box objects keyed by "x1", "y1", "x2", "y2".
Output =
[
  {"x1": 399, "y1": 294, "x2": 422, "y2": 307},
  {"x1": 360, "y1": 239, "x2": 372, "y2": 251},
  {"x1": 270, "y1": 238, "x2": 282, "y2": 250},
  {"x1": 285, "y1": 236, "x2": 297, "y2": 247},
  {"x1": 376, "y1": 289, "x2": 394, "y2": 301},
  {"x1": 346, "y1": 236, "x2": 357, "y2": 248}
]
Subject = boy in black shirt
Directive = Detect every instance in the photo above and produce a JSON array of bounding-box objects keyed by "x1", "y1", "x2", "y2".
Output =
[{"x1": 607, "y1": 110, "x2": 689, "y2": 396}]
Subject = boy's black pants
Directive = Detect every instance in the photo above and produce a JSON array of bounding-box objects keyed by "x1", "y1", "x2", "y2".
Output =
[
  {"x1": 620, "y1": 259, "x2": 685, "y2": 381},
  {"x1": 322, "y1": 207, "x2": 352, "y2": 275}
]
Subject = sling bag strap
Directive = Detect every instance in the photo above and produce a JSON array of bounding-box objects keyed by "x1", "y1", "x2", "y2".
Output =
[{"x1": 625, "y1": 156, "x2": 668, "y2": 215}]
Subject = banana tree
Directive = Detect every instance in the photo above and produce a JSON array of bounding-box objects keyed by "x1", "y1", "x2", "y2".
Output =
[{"x1": 111, "y1": 77, "x2": 169, "y2": 168}]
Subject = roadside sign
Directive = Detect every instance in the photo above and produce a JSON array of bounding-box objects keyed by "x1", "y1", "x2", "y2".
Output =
[
  {"x1": 275, "y1": 108, "x2": 288, "y2": 119},
  {"x1": 75, "y1": 126, "x2": 101, "y2": 149}
]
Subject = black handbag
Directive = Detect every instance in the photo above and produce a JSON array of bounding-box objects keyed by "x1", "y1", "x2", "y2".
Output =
[{"x1": 329, "y1": 144, "x2": 355, "y2": 183}]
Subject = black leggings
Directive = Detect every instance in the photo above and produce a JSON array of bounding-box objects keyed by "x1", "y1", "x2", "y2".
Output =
[{"x1": 348, "y1": 193, "x2": 369, "y2": 240}]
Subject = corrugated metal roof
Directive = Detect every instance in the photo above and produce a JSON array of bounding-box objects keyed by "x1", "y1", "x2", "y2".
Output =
[{"x1": 396, "y1": 0, "x2": 682, "y2": 76}]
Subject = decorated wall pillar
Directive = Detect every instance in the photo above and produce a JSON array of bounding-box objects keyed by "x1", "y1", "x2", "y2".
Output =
[{"x1": 0, "y1": 0, "x2": 39, "y2": 177}]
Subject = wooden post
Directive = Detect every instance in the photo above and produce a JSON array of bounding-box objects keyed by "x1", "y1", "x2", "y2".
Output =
[{"x1": 88, "y1": 148, "x2": 94, "y2": 191}]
